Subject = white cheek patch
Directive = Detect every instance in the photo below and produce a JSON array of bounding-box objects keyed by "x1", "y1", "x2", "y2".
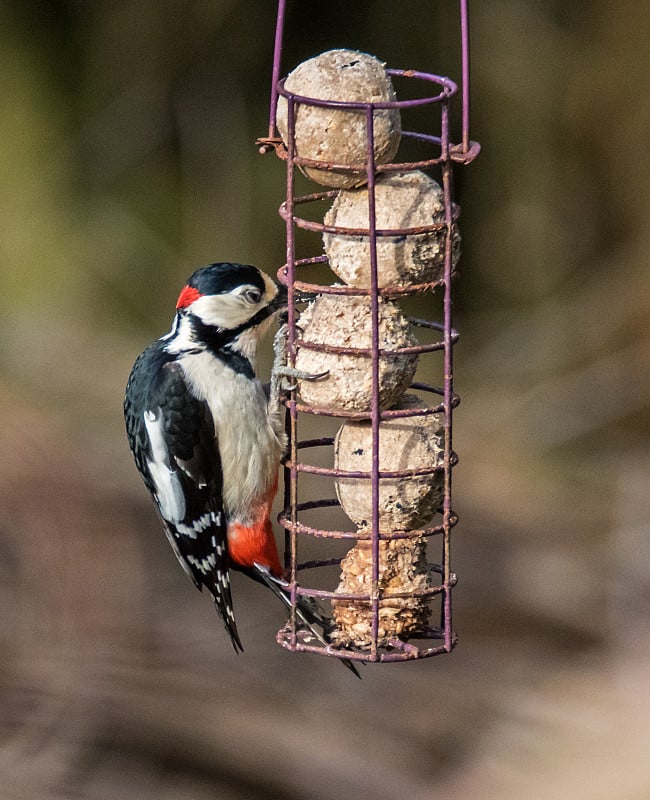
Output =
[
  {"x1": 144, "y1": 409, "x2": 186, "y2": 523},
  {"x1": 191, "y1": 294, "x2": 251, "y2": 330}
]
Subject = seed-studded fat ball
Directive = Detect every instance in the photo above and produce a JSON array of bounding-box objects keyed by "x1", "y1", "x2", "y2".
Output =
[
  {"x1": 331, "y1": 537, "x2": 434, "y2": 649},
  {"x1": 276, "y1": 49, "x2": 402, "y2": 188},
  {"x1": 334, "y1": 394, "x2": 444, "y2": 532},
  {"x1": 294, "y1": 294, "x2": 418, "y2": 412},
  {"x1": 324, "y1": 171, "x2": 461, "y2": 288}
]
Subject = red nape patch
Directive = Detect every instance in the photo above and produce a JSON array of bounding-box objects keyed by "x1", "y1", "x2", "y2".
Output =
[{"x1": 176, "y1": 285, "x2": 202, "y2": 309}]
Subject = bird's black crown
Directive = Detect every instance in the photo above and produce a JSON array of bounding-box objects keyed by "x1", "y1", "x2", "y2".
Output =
[{"x1": 187, "y1": 263, "x2": 267, "y2": 296}]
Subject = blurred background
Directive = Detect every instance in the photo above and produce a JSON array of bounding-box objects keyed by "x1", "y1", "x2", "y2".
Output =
[{"x1": 1, "y1": 1, "x2": 649, "y2": 798}]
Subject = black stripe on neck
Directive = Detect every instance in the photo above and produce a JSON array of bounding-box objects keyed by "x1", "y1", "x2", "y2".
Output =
[{"x1": 188, "y1": 315, "x2": 256, "y2": 379}]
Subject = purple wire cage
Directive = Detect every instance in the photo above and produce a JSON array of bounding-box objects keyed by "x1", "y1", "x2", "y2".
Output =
[{"x1": 258, "y1": 1, "x2": 480, "y2": 664}]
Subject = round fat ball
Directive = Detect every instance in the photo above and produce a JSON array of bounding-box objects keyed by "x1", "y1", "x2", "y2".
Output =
[
  {"x1": 276, "y1": 49, "x2": 402, "y2": 188},
  {"x1": 295, "y1": 294, "x2": 418, "y2": 412},
  {"x1": 334, "y1": 394, "x2": 444, "y2": 532},
  {"x1": 324, "y1": 170, "x2": 461, "y2": 288}
]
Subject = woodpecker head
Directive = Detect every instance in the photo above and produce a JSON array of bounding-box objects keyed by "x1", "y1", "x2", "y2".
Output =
[
  {"x1": 170, "y1": 263, "x2": 287, "y2": 359},
  {"x1": 176, "y1": 262, "x2": 287, "y2": 330}
]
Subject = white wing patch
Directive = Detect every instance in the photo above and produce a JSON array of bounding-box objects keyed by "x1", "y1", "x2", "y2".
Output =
[{"x1": 144, "y1": 408, "x2": 186, "y2": 523}]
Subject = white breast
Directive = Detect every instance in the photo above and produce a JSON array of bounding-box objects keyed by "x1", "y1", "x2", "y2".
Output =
[{"x1": 178, "y1": 350, "x2": 285, "y2": 524}]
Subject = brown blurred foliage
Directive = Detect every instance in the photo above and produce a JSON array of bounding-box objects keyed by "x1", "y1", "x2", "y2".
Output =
[{"x1": 1, "y1": 1, "x2": 649, "y2": 798}]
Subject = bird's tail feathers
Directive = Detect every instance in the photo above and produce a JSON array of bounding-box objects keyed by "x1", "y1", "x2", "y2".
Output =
[
  {"x1": 214, "y1": 597, "x2": 244, "y2": 654},
  {"x1": 253, "y1": 563, "x2": 362, "y2": 678},
  {"x1": 212, "y1": 579, "x2": 244, "y2": 654}
]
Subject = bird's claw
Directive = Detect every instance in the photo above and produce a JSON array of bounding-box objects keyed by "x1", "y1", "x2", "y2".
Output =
[
  {"x1": 278, "y1": 366, "x2": 329, "y2": 384},
  {"x1": 270, "y1": 323, "x2": 329, "y2": 413},
  {"x1": 272, "y1": 363, "x2": 329, "y2": 399}
]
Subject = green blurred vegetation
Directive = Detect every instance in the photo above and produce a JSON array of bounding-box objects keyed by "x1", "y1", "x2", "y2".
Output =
[{"x1": 1, "y1": 2, "x2": 649, "y2": 799}]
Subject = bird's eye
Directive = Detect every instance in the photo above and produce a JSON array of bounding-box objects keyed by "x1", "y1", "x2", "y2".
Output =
[{"x1": 244, "y1": 288, "x2": 262, "y2": 304}]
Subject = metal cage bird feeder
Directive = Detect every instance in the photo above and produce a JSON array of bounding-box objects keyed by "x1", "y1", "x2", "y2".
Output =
[{"x1": 258, "y1": 1, "x2": 480, "y2": 664}]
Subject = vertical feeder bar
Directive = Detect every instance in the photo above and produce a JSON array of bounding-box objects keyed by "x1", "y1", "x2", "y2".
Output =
[
  {"x1": 284, "y1": 94, "x2": 298, "y2": 643},
  {"x1": 460, "y1": 0, "x2": 471, "y2": 153},
  {"x1": 267, "y1": 0, "x2": 287, "y2": 141},
  {"x1": 441, "y1": 96, "x2": 454, "y2": 652},
  {"x1": 365, "y1": 104, "x2": 381, "y2": 659}
]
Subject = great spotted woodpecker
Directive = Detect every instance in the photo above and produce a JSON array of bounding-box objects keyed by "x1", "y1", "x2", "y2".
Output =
[{"x1": 124, "y1": 262, "x2": 359, "y2": 675}]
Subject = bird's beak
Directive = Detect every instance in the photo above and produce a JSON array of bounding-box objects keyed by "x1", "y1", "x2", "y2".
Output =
[
  {"x1": 268, "y1": 281, "x2": 317, "y2": 314},
  {"x1": 292, "y1": 288, "x2": 318, "y2": 304},
  {"x1": 272, "y1": 281, "x2": 288, "y2": 310}
]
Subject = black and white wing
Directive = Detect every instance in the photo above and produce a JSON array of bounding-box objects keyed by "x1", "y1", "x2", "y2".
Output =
[{"x1": 124, "y1": 346, "x2": 242, "y2": 651}]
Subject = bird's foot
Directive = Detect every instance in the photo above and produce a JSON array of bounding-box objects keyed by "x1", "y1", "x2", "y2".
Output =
[{"x1": 270, "y1": 322, "x2": 328, "y2": 413}]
